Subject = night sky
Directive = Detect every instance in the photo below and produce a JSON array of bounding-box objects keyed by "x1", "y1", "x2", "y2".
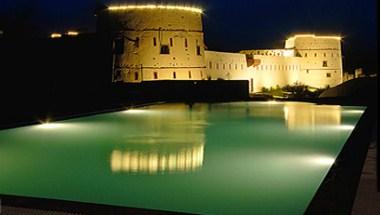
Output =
[{"x1": 0, "y1": 0, "x2": 377, "y2": 73}]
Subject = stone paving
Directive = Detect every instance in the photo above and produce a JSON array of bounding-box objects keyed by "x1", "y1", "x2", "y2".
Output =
[{"x1": 351, "y1": 118, "x2": 379, "y2": 215}]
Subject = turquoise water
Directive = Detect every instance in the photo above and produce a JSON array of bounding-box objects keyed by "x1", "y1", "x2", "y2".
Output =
[{"x1": 0, "y1": 102, "x2": 365, "y2": 214}]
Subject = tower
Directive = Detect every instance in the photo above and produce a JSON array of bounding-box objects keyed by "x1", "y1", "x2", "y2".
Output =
[
  {"x1": 97, "y1": 4, "x2": 206, "y2": 83},
  {"x1": 285, "y1": 35, "x2": 343, "y2": 88}
]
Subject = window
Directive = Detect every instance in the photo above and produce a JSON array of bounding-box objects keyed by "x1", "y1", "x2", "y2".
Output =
[
  {"x1": 160, "y1": 45, "x2": 170, "y2": 54},
  {"x1": 324, "y1": 53, "x2": 326, "y2": 57},
  {"x1": 134, "y1": 72, "x2": 139, "y2": 81},
  {"x1": 196, "y1": 46, "x2": 201, "y2": 56},
  {"x1": 235, "y1": 64, "x2": 238, "y2": 70},
  {"x1": 200, "y1": 71, "x2": 203, "y2": 78},
  {"x1": 188, "y1": 71, "x2": 192, "y2": 79},
  {"x1": 229, "y1": 64, "x2": 232, "y2": 70},
  {"x1": 173, "y1": 72, "x2": 177, "y2": 79},
  {"x1": 223, "y1": 64, "x2": 226, "y2": 70},
  {"x1": 154, "y1": 72, "x2": 158, "y2": 79},
  {"x1": 314, "y1": 53, "x2": 317, "y2": 57},
  {"x1": 326, "y1": 73, "x2": 331, "y2": 78},
  {"x1": 170, "y1": 38, "x2": 173, "y2": 47},
  {"x1": 241, "y1": 64, "x2": 244, "y2": 70},
  {"x1": 209, "y1": 62, "x2": 212, "y2": 69},
  {"x1": 153, "y1": 37, "x2": 157, "y2": 46},
  {"x1": 185, "y1": 38, "x2": 188, "y2": 48},
  {"x1": 305, "y1": 53, "x2": 308, "y2": 57},
  {"x1": 323, "y1": 61, "x2": 328, "y2": 67},
  {"x1": 216, "y1": 64, "x2": 219, "y2": 70}
]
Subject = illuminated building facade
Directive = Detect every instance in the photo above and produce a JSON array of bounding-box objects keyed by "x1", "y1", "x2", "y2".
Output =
[
  {"x1": 98, "y1": 5, "x2": 343, "y2": 93},
  {"x1": 240, "y1": 35, "x2": 343, "y2": 91},
  {"x1": 98, "y1": 5, "x2": 206, "y2": 83}
]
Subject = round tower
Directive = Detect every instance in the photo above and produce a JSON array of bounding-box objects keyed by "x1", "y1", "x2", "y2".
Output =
[{"x1": 97, "y1": 4, "x2": 206, "y2": 83}]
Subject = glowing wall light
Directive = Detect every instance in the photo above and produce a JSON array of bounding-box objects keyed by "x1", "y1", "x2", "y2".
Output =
[
  {"x1": 342, "y1": 110, "x2": 365, "y2": 114},
  {"x1": 108, "y1": 4, "x2": 203, "y2": 13},
  {"x1": 123, "y1": 109, "x2": 149, "y2": 114},
  {"x1": 50, "y1": 33, "x2": 62, "y2": 39},
  {"x1": 310, "y1": 156, "x2": 336, "y2": 166},
  {"x1": 36, "y1": 122, "x2": 65, "y2": 130},
  {"x1": 67, "y1": 31, "x2": 79, "y2": 36},
  {"x1": 337, "y1": 125, "x2": 355, "y2": 131}
]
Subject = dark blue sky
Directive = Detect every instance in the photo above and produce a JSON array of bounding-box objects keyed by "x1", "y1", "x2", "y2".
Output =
[{"x1": 0, "y1": 0, "x2": 377, "y2": 73}]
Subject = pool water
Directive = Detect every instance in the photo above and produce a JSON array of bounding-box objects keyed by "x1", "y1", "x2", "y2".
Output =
[{"x1": 0, "y1": 102, "x2": 365, "y2": 214}]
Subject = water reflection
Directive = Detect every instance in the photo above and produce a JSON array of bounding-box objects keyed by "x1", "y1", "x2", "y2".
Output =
[
  {"x1": 111, "y1": 104, "x2": 207, "y2": 174},
  {"x1": 111, "y1": 145, "x2": 204, "y2": 173},
  {"x1": 283, "y1": 103, "x2": 341, "y2": 130}
]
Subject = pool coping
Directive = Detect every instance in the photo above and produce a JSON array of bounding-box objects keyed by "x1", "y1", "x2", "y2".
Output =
[
  {"x1": 0, "y1": 101, "x2": 375, "y2": 214},
  {"x1": 0, "y1": 194, "x2": 187, "y2": 215}
]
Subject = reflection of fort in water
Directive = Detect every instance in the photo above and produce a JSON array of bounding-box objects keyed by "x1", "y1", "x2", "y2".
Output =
[
  {"x1": 283, "y1": 103, "x2": 341, "y2": 130},
  {"x1": 110, "y1": 102, "x2": 344, "y2": 173},
  {"x1": 111, "y1": 104, "x2": 207, "y2": 174},
  {"x1": 209, "y1": 102, "x2": 342, "y2": 130},
  {"x1": 111, "y1": 146, "x2": 204, "y2": 173}
]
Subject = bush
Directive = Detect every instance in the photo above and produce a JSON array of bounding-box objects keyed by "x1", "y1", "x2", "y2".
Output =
[{"x1": 260, "y1": 83, "x2": 327, "y2": 98}]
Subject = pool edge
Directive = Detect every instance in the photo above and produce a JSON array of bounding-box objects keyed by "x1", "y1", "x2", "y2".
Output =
[{"x1": 304, "y1": 105, "x2": 376, "y2": 215}]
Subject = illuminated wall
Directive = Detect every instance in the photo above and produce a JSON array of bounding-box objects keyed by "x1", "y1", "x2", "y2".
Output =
[
  {"x1": 240, "y1": 35, "x2": 343, "y2": 91},
  {"x1": 286, "y1": 35, "x2": 343, "y2": 88},
  {"x1": 204, "y1": 51, "x2": 254, "y2": 93},
  {"x1": 241, "y1": 54, "x2": 302, "y2": 92},
  {"x1": 99, "y1": 5, "x2": 206, "y2": 82}
]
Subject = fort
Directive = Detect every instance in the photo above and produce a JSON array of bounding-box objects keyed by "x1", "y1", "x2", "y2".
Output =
[{"x1": 97, "y1": 4, "x2": 344, "y2": 93}]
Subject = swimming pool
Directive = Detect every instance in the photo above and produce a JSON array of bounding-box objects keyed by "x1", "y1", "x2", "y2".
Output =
[{"x1": 0, "y1": 102, "x2": 366, "y2": 214}]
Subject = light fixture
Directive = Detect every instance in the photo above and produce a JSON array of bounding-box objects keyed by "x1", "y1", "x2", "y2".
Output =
[
  {"x1": 50, "y1": 33, "x2": 62, "y2": 39},
  {"x1": 123, "y1": 109, "x2": 148, "y2": 114},
  {"x1": 287, "y1": 34, "x2": 342, "y2": 41},
  {"x1": 36, "y1": 122, "x2": 64, "y2": 130},
  {"x1": 108, "y1": 4, "x2": 203, "y2": 14},
  {"x1": 67, "y1": 31, "x2": 79, "y2": 36}
]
